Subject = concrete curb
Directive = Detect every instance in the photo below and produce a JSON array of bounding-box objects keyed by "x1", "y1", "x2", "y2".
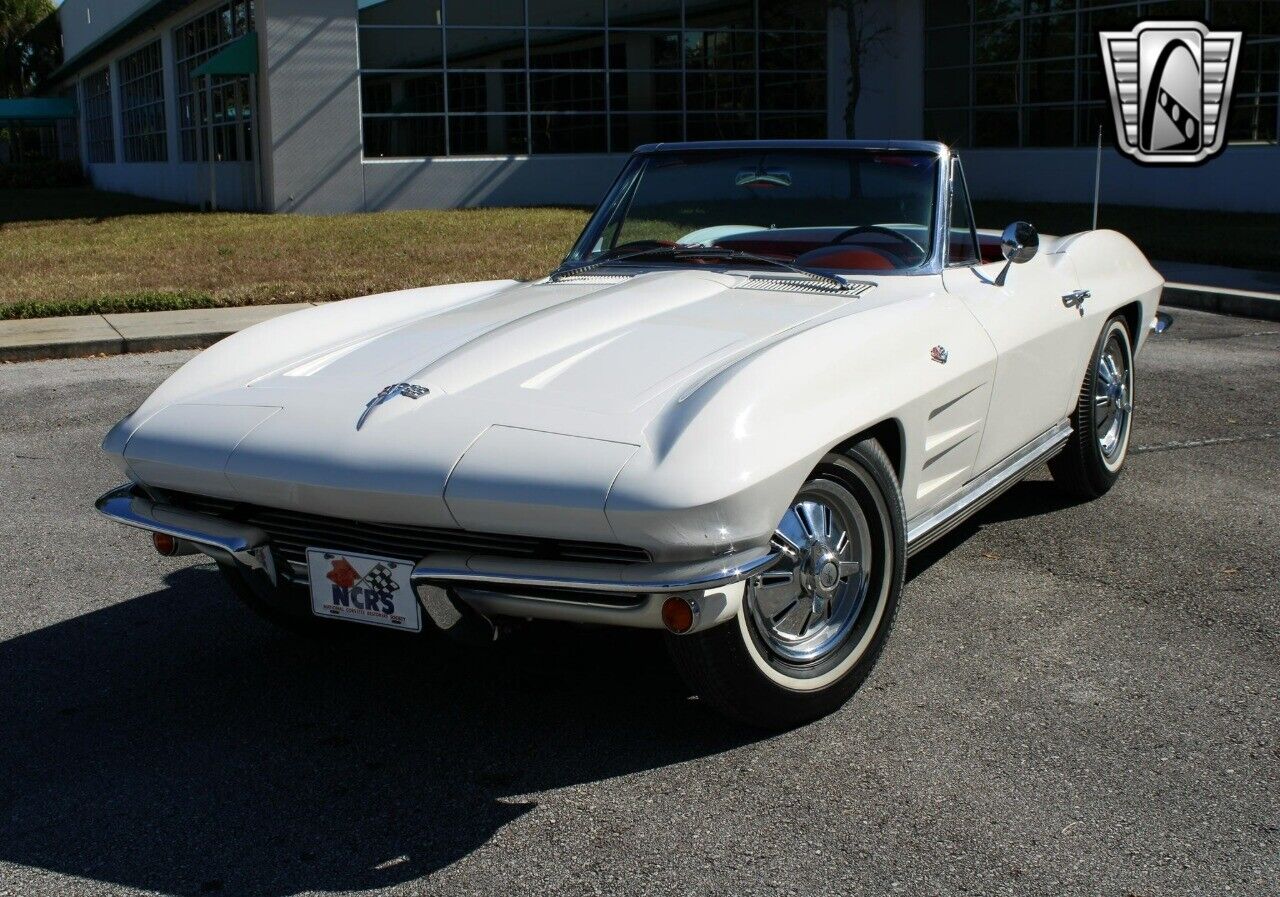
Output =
[
  {"x1": 0, "y1": 303, "x2": 315, "y2": 364},
  {"x1": 1160, "y1": 283, "x2": 1280, "y2": 322}
]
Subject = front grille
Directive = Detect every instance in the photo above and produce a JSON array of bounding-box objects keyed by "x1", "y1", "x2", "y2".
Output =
[{"x1": 161, "y1": 491, "x2": 651, "y2": 571}]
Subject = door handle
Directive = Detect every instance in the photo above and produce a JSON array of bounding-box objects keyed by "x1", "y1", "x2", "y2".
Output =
[{"x1": 1061, "y1": 289, "x2": 1090, "y2": 315}]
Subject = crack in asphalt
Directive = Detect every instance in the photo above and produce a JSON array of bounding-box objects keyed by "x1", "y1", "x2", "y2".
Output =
[{"x1": 1132, "y1": 431, "x2": 1280, "y2": 454}]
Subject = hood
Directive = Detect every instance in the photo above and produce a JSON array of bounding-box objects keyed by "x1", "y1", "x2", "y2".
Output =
[
  {"x1": 117, "y1": 270, "x2": 871, "y2": 533},
  {"x1": 241, "y1": 269, "x2": 853, "y2": 415}
]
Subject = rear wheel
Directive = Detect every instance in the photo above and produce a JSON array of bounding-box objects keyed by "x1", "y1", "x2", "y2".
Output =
[
  {"x1": 1050, "y1": 315, "x2": 1134, "y2": 499},
  {"x1": 666, "y1": 439, "x2": 905, "y2": 730}
]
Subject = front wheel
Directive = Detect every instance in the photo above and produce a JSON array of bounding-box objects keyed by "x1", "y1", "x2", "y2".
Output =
[
  {"x1": 666, "y1": 439, "x2": 906, "y2": 730},
  {"x1": 1049, "y1": 315, "x2": 1135, "y2": 500}
]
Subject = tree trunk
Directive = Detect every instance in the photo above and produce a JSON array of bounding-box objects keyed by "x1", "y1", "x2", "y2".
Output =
[
  {"x1": 843, "y1": 7, "x2": 860, "y2": 139},
  {"x1": 845, "y1": 63, "x2": 859, "y2": 139}
]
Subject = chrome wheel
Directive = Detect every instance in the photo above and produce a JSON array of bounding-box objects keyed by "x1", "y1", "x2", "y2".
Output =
[
  {"x1": 1094, "y1": 327, "x2": 1133, "y2": 465},
  {"x1": 747, "y1": 491, "x2": 871, "y2": 664}
]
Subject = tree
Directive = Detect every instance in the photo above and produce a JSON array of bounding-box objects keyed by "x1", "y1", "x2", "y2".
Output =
[
  {"x1": 828, "y1": 0, "x2": 891, "y2": 139},
  {"x1": 1, "y1": 0, "x2": 57, "y2": 99}
]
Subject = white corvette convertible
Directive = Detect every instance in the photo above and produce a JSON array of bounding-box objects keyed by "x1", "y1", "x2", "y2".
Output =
[{"x1": 98, "y1": 140, "x2": 1164, "y2": 728}]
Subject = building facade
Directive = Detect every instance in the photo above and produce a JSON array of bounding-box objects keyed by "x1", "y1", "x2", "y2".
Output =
[{"x1": 47, "y1": 0, "x2": 1280, "y2": 213}]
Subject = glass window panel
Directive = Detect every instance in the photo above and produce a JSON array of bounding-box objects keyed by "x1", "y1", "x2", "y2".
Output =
[
  {"x1": 611, "y1": 112, "x2": 684, "y2": 149},
  {"x1": 359, "y1": 28, "x2": 444, "y2": 69},
  {"x1": 973, "y1": 108, "x2": 1018, "y2": 145},
  {"x1": 1238, "y1": 42, "x2": 1280, "y2": 96},
  {"x1": 529, "y1": 30, "x2": 607, "y2": 68},
  {"x1": 448, "y1": 71, "x2": 527, "y2": 112},
  {"x1": 447, "y1": 0, "x2": 523, "y2": 26},
  {"x1": 361, "y1": 73, "x2": 445, "y2": 113},
  {"x1": 686, "y1": 71, "x2": 756, "y2": 109},
  {"x1": 1026, "y1": 0, "x2": 1077, "y2": 13},
  {"x1": 1023, "y1": 105, "x2": 1073, "y2": 145},
  {"x1": 532, "y1": 113, "x2": 608, "y2": 151},
  {"x1": 948, "y1": 163, "x2": 978, "y2": 265},
  {"x1": 609, "y1": 70, "x2": 683, "y2": 111},
  {"x1": 1227, "y1": 97, "x2": 1278, "y2": 142},
  {"x1": 119, "y1": 40, "x2": 168, "y2": 163},
  {"x1": 925, "y1": 0, "x2": 972, "y2": 28},
  {"x1": 684, "y1": 30, "x2": 756, "y2": 69},
  {"x1": 447, "y1": 29, "x2": 526, "y2": 67},
  {"x1": 358, "y1": 0, "x2": 441, "y2": 27},
  {"x1": 449, "y1": 114, "x2": 529, "y2": 153},
  {"x1": 529, "y1": 0, "x2": 605, "y2": 27},
  {"x1": 363, "y1": 115, "x2": 446, "y2": 157},
  {"x1": 686, "y1": 112, "x2": 755, "y2": 139},
  {"x1": 685, "y1": 0, "x2": 754, "y2": 29},
  {"x1": 1025, "y1": 59, "x2": 1075, "y2": 103},
  {"x1": 926, "y1": 69, "x2": 970, "y2": 108},
  {"x1": 760, "y1": 31, "x2": 826, "y2": 71},
  {"x1": 924, "y1": 108, "x2": 970, "y2": 146},
  {"x1": 531, "y1": 72, "x2": 607, "y2": 110},
  {"x1": 759, "y1": 111, "x2": 826, "y2": 138},
  {"x1": 1141, "y1": 1, "x2": 1209, "y2": 20},
  {"x1": 760, "y1": 72, "x2": 825, "y2": 110},
  {"x1": 975, "y1": 0, "x2": 1020, "y2": 21},
  {"x1": 759, "y1": 0, "x2": 826, "y2": 31},
  {"x1": 975, "y1": 20, "x2": 1017, "y2": 64},
  {"x1": 926, "y1": 26, "x2": 970, "y2": 68},
  {"x1": 975, "y1": 63, "x2": 1018, "y2": 105},
  {"x1": 1023, "y1": 13, "x2": 1075, "y2": 58},
  {"x1": 609, "y1": 31, "x2": 682, "y2": 68},
  {"x1": 608, "y1": 0, "x2": 681, "y2": 29}
]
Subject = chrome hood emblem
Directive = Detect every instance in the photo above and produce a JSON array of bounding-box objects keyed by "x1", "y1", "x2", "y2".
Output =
[
  {"x1": 931, "y1": 345, "x2": 948, "y2": 364},
  {"x1": 356, "y1": 383, "x2": 430, "y2": 430}
]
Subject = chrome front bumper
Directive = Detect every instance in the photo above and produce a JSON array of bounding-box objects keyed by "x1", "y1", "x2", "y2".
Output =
[{"x1": 95, "y1": 483, "x2": 774, "y2": 631}]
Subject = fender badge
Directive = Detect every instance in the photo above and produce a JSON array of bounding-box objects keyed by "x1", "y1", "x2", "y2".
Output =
[
  {"x1": 357, "y1": 383, "x2": 429, "y2": 430},
  {"x1": 930, "y1": 346, "x2": 949, "y2": 364}
]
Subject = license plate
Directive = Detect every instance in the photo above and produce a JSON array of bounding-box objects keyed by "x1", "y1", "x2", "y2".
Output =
[{"x1": 307, "y1": 548, "x2": 421, "y2": 632}]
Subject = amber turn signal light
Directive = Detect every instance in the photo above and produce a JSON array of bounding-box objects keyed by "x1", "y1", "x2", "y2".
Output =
[{"x1": 661, "y1": 596, "x2": 699, "y2": 635}]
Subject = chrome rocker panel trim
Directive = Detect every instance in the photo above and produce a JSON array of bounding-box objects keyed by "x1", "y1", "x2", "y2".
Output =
[{"x1": 905, "y1": 419, "x2": 1072, "y2": 557}]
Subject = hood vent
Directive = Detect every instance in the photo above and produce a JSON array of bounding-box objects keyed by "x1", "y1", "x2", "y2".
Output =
[
  {"x1": 545, "y1": 272, "x2": 636, "y2": 285},
  {"x1": 741, "y1": 275, "x2": 875, "y2": 297}
]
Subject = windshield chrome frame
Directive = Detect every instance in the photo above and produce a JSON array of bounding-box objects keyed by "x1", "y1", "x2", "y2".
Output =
[{"x1": 563, "y1": 141, "x2": 952, "y2": 277}]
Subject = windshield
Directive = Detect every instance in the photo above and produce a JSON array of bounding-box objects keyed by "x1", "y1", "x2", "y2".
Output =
[{"x1": 566, "y1": 148, "x2": 941, "y2": 275}]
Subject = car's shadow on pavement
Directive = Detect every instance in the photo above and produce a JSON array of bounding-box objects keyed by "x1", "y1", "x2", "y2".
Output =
[{"x1": 0, "y1": 566, "x2": 758, "y2": 895}]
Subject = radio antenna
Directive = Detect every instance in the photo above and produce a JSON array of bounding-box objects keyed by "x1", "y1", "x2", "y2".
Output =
[{"x1": 1092, "y1": 125, "x2": 1103, "y2": 230}]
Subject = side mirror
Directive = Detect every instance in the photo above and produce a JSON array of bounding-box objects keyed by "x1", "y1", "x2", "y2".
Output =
[{"x1": 994, "y1": 221, "x2": 1038, "y2": 286}]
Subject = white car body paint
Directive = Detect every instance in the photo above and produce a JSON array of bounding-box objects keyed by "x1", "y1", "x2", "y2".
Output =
[{"x1": 99, "y1": 158, "x2": 1163, "y2": 635}]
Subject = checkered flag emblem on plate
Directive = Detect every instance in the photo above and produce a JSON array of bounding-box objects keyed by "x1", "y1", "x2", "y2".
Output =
[{"x1": 359, "y1": 562, "x2": 400, "y2": 595}]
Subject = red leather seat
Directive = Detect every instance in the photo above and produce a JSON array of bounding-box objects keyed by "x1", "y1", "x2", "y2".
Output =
[{"x1": 793, "y1": 245, "x2": 899, "y2": 271}]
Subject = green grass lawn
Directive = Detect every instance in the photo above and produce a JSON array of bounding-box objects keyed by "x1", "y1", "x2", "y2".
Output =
[{"x1": 1, "y1": 187, "x2": 1274, "y2": 319}]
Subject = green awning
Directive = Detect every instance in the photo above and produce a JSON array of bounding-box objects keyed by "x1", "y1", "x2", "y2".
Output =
[
  {"x1": 191, "y1": 33, "x2": 259, "y2": 77},
  {"x1": 0, "y1": 98, "x2": 77, "y2": 122}
]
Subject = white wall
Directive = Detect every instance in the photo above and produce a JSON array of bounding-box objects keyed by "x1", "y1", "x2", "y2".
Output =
[
  {"x1": 261, "y1": 0, "x2": 365, "y2": 213},
  {"x1": 59, "y1": 0, "x2": 158, "y2": 61},
  {"x1": 86, "y1": 160, "x2": 257, "y2": 208}
]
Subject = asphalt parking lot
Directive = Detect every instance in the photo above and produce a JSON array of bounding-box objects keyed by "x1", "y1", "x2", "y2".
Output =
[{"x1": 0, "y1": 307, "x2": 1276, "y2": 897}]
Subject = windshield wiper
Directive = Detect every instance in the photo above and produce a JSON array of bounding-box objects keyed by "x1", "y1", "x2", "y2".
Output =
[{"x1": 551, "y1": 243, "x2": 854, "y2": 292}]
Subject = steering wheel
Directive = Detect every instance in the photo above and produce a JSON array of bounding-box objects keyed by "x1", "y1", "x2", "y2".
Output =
[{"x1": 830, "y1": 225, "x2": 926, "y2": 261}]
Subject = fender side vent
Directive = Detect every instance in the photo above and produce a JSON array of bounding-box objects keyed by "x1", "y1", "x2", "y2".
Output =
[{"x1": 742, "y1": 276, "x2": 875, "y2": 296}]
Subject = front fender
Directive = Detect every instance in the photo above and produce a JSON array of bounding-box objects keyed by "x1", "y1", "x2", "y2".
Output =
[{"x1": 605, "y1": 287, "x2": 997, "y2": 562}]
